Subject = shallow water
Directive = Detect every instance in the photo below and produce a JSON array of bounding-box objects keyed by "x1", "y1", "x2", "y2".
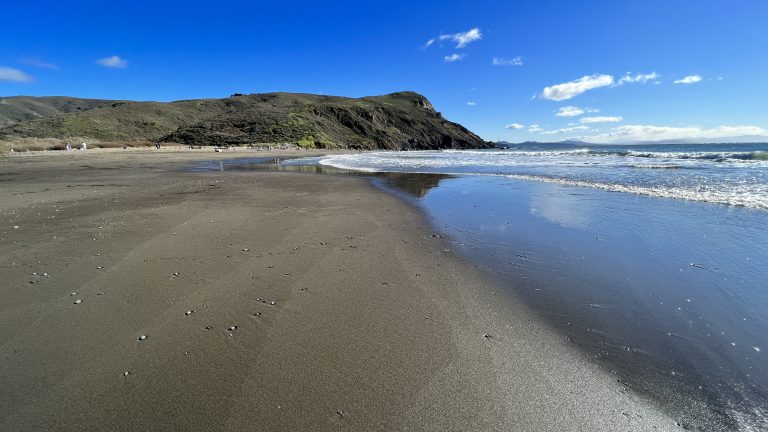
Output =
[
  {"x1": 194, "y1": 153, "x2": 768, "y2": 430},
  {"x1": 313, "y1": 143, "x2": 768, "y2": 210},
  {"x1": 405, "y1": 175, "x2": 768, "y2": 431}
]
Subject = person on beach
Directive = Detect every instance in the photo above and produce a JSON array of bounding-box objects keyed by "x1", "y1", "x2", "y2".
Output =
[
  {"x1": 81, "y1": 142, "x2": 87, "y2": 150},
  {"x1": 156, "y1": 142, "x2": 161, "y2": 150},
  {"x1": 65, "y1": 143, "x2": 71, "y2": 151}
]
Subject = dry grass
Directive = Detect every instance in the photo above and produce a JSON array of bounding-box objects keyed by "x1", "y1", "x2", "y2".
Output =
[{"x1": 0, "y1": 137, "x2": 156, "y2": 154}]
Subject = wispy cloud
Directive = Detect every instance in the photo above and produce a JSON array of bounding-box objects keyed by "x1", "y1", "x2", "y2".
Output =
[
  {"x1": 96, "y1": 55, "x2": 128, "y2": 68},
  {"x1": 541, "y1": 125, "x2": 591, "y2": 135},
  {"x1": 618, "y1": 72, "x2": 659, "y2": 85},
  {"x1": 20, "y1": 57, "x2": 59, "y2": 70},
  {"x1": 444, "y1": 53, "x2": 465, "y2": 62},
  {"x1": 505, "y1": 123, "x2": 525, "y2": 129},
  {"x1": 674, "y1": 75, "x2": 702, "y2": 84},
  {"x1": 438, "y1": 28, "x2": 482, "y2": 48},
  {"x1": 0, "y1": 67, "x2": 33, "y2": 82},
  {"x1": 584, "y1": 124, "x2": 766, "y2": 143},
  {"x1": 555, "y1": 106, "x2": 584, "y2": 117},
  {"x1": 528, "y1": 124, "x2": 543, "y2": 132},
  {"x1": 466, "y1": 101, "x2": 476, "y2": 106},
  {"x1": 542, "y1": 74, "x2": 614, "y2": 101},
  {"x1": 492, "y1": 56, "x2": 523, "y2": 66},
  {"x1": 423, "y1": 38, "x2": 436, "y2": 49},
  {"x1": 580, "y1": 116, "x2": 623, "y2": 123}
]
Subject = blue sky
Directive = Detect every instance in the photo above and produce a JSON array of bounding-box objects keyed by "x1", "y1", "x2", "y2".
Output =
[{"x1": 1, "y1": 0, "x2": 766, "y2": 143}]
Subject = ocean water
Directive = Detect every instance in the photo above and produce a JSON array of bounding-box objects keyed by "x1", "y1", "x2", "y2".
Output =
[
  {"x1": 308, "y1": 144, "x2": 768, "y2": 430},
  {"x1": 311, "y1": 143, "x2": 768, "y2": 210},
  {"x1": 200, "y1": 143, "x2": 768, "y2": 430}
]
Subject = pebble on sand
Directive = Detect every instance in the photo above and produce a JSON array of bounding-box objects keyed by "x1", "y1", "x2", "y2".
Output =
[
  {"x1": 185, "y1": 310, "x2": 193, "y2": 316},
  {"x1": 138, "y1": 335, "x2": 147, "y2": 341},
  {"x1": 73, "y1": 299, "x2": 82, "y2": 304},
  {"x1": 228, "y1": 326, "x2": 237, "y2": 331},
  {"x1": 123, "y1": 371, "x2": 129, "y2": 377}
]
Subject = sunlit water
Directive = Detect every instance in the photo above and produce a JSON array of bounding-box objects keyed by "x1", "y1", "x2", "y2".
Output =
[
  {"x1": 312, "y1": 143, "x2": 768, "y2": 210},
  {"x1": 198, "y1": 144, "x2": 768, "y2": 430}
]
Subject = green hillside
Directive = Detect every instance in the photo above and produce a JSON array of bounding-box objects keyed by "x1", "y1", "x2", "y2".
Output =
[{"x1": 0, "y1": 92, "x2": 490, "y2": 150}]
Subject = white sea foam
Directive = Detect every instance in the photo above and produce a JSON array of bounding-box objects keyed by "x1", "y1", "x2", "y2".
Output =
[{"x1": 318, "y1": 149, "x2": 768, "y2": 210}]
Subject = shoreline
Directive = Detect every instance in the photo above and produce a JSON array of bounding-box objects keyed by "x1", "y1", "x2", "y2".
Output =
[{"x1": 0, "y1": 151, "x2": 677, "y2": 430}]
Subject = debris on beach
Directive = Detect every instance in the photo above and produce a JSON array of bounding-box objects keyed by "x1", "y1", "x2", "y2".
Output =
[
  {"x1": 73, "y1": 299, "x2": 82, "y2": 304},
  {"x1": 483, "y1": 333, "x2": 492, "y2": 339},
  {"x1": 242, "y1": 248, "x2": 249, "y2": 252},
  {"x1": 228, "y1": 326, "x2": 237, "y2": 331},
  {"x1": 336, "y1": 410, "x2": 345, "y2": 417},
  {"x1": 185, "y1": 310, "x2": 193, "y2": 316},
  {"x1": 123, "y1": 371, "x2": 129, "y2": 377},
  {"x1": 138, "y1": 335, "x2": 147, "y2": 341}
]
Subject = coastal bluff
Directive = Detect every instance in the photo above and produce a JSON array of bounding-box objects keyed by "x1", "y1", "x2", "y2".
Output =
[{"x1": 0, "y1": 92, "x2": 491, "y2": 150}]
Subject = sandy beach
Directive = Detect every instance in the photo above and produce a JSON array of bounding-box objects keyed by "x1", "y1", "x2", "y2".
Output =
[{"x1": 0, "y1": 149, "x2": 678, "y2": 431}]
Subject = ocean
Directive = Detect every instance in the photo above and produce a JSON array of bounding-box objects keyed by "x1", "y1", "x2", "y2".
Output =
[
  {"x1": 311, "y1": 143, "x2": 768, "y2": 210},
  {"x1": 205, "y1": 142, "x2": 768, "y2": 430}
]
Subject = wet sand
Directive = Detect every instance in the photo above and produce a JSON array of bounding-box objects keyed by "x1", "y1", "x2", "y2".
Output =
[{"x1": 0, "y1": 149, "x2": 677, "y2": 431}]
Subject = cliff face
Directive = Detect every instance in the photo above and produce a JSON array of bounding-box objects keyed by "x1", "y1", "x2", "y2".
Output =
[{"x1": 0, "y1": 92, "x2": 491, "y2": 150}]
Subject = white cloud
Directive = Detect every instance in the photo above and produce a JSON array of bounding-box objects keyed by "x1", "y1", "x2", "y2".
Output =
[
  {"x1": 584, "y1": 124, "x2": 767, "y2": 143},
  {"x1": 618, "y1": 72, "x2": 660, "y2": 85},
  {"x1": 466, "y1": 101, "x2": 476, "y2": 106},
  {"x1": 528, "y1": 125, "x2": 543, "y2": 132},
  {"x1": 541, "y1": 125, "x2": 591, "y2": 135},
  {"x1": 542, "y1": 74, "x2": 614, "y2": 101},
  {"x1": 96, "y1": 55, "x2": 128, "y2": 68},
  {"x1": 674, "y1": 75, "x2": 702, "y2": 84},
  {"x1": 20, "y1": 58, "x2": 59, "y2": 70},
  {"x1": 555, "y1": 106, "x2": 585, "y2": 117},
  {"x1": 444, "y1": 53, "x2": 465, "y2": 62},
  {"x1": 439, "y1": 28, "x2": 482, "y2": 48},
  {"x1": 424, "y1": 38, "x2": 435, "y2": 48},
  {"x1": 505, "y1": 123, "x2": 525, "y2": 129},
  {"x1": 0, "y1": 67, "x2": 33, "y2": 82},
  {"x1": 580, "y1": 116, "x2": 623, "y2": 123},
  {"x1": 492, "y1": 56, "x2": 523, "y2": 66}
]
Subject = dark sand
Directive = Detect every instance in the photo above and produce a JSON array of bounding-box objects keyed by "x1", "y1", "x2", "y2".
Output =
[{"x1": 0, "y1": 149, "x2": 677, "y2": 431}]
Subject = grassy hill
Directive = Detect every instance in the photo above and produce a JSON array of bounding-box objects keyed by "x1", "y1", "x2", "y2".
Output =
[
  {"x1": 0, "y1": 92, "x2": 490, "y2": 150},
  {"x1": 0, "y1": 96, "x2": 121, "y2": 127}
]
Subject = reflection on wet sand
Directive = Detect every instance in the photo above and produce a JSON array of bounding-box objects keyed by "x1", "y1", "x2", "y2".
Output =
[{"x1": 191, "y1": 157, "x2": 452, "y2": 198}]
